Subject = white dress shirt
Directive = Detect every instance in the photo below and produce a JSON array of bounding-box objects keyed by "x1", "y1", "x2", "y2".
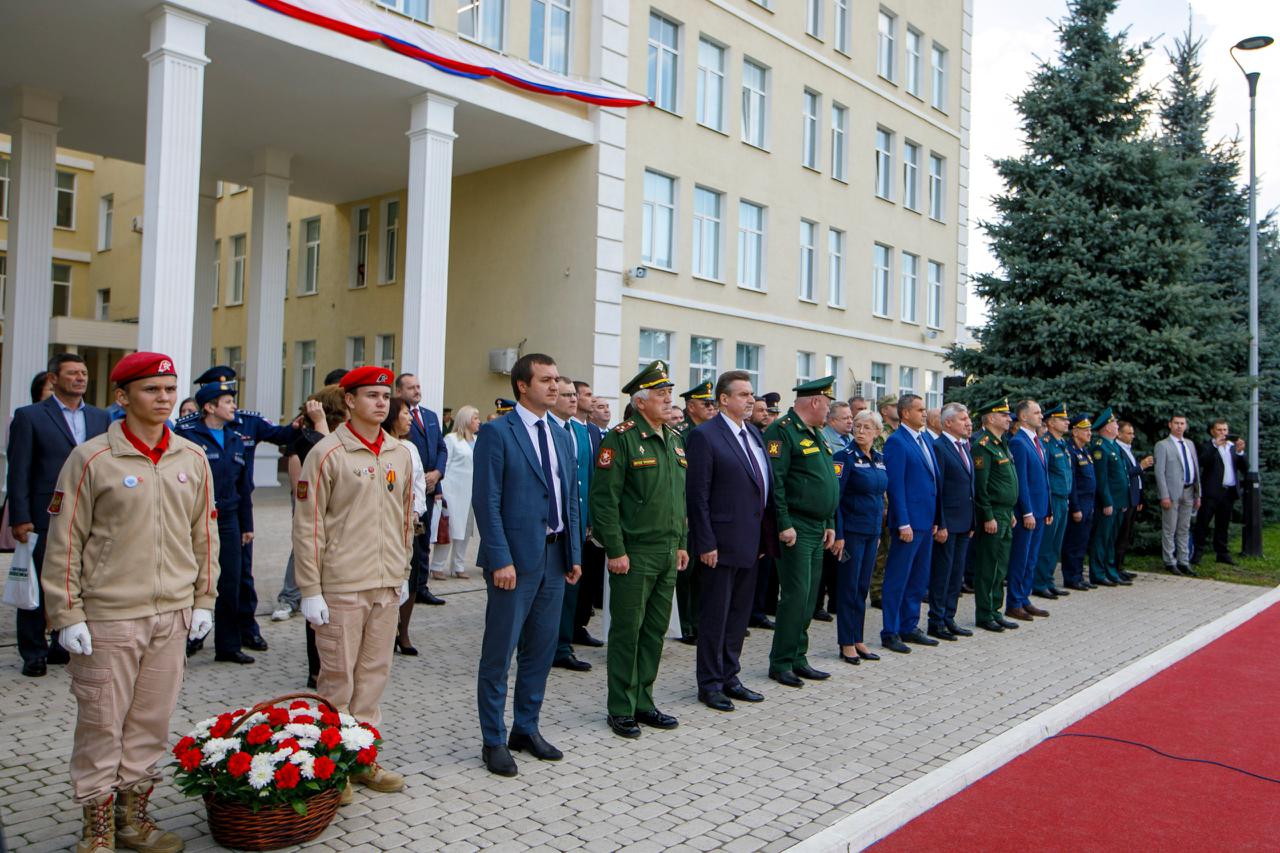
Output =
[
  {"x1": 548, "y1": 412, "x2": 578, "y2": 458},
  {"x1": 404, "y1": 442, "x2": 429, "y2": 515},
  {"x1": 56, "y1": 396, "x2": 88, "y2": 445},
  {"x1": 516, "y1": 402, "x2": 565, "y2": 533},
  {"x1": 1216, "y1": 442, "x2": 1237, "y2": 487},
  {"x1": 898, "y1": 424, "x2": 936, "y2": 477},
  {"x1": 720, "y1": 412, "x2": 770, "y2": 500}
]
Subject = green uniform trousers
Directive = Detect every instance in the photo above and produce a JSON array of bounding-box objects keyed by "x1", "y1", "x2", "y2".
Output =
[
  {"x1": 606, "y1": 545, "x2": 677, "y2": 717},
  {"x1": 675, "y1": 561, "x2": 700, "y2": 638},
  {"x1": 1088, "y1": 510, "x2": 1120, "y2": 582},
  {"x1": 974, "y1": 511, "x2": 1014, "y2": 623},
  {"x1": 1033, "y1": 496, "x2": 1070, "y2": 592},
  {"x1": 769, "y1": 518, "x2": 826, "y2": 674},
  {"x1": 556, "y1": 573, "x2": 580, "y2": 662}
]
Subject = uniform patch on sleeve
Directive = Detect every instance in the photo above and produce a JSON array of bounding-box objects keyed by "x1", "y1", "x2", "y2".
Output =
[
  {"x1": 596, "y1": 448, "x2": 614, "y2": 468},
  {"x1": 48, "y1": 491, "x2": 64, "y2": 515},
  {"x1": 296, "y1": 481, "x2": 310, "y2": 501},
  {"x1": 767, "y1": 440, "x2": 782, "y2": 458},
  {"x1": 974, "y1": 455, "x2": 985, "y2": 469},
  {"x1": 631, "y1": 457, "x2": 657, "y2": 468},
  {"x1": 1092, "y1": 450, "x2": 1103, "y2": 461},
  {"x1": 833, "y1": 463, "x2": 843, "y2": 477}
]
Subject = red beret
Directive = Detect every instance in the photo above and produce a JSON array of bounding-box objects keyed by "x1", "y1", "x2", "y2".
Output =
[
  {"x1": 339, "y1": 365, "x2": 394, "y2": 391},
  {"x1": 111, "y1": 351, "x2": 177, "y2": 386}
]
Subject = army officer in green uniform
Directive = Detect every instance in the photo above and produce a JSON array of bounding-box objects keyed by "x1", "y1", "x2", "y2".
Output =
[
  {"x1": 589, "y1": 360, "x2": 689, "y2": 739},
  {"x1": 764, "y1": 377, "x2": 841, "y2": 688},
  {"x1": 673, "y1": 380, "x2": 717, "y2": 642},
  {"x1": 1087, "y1": 408, "x2": 1132, "y2": 587},
  {"x1": 971, "y1": 398, "x2": 1021, "y2": 633}
]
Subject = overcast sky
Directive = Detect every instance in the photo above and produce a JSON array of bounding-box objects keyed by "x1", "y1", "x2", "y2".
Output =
[{"x1": 967, "y1": 0, "x2": 1280, "y2": 326}]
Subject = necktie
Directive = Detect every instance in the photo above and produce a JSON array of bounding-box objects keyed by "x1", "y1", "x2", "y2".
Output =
[
  {"x1": 535, "y1": 421, "x2": 560, "y2": 531},
  {"x1": 956, "y1": 439, "x2": 970, "y2": 472},
  {"x1": 1179, "y1": 439, "x2": 1192, "y2": 486},
  {"x1": 1033, "y1": 433, "x2": 1045, "y2": 463},
  {"x1": 916, "y1": 434, "x2": 934, "y2": 476},
  {"x1": 563, "y1": 420, "x2": 575, "y2": 455},
  {"x1": 412, "y1": 408, "x2": 424, "y2": 432},
  {"x1": 740, "y1": 428, "x2": 766, "y2": 509}
]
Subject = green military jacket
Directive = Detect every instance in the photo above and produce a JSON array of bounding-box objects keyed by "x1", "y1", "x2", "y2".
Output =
[
  {"x1": 763, "y1": 408, "x2": 839, "y2": 531},
  {"x1": 588, "y1": 417, "x2": 688, "y2": 558},
  {"x1": 972, "y1": 428, "x2": 1019, "y2": 524},
  {"x1": 1045, "y1": 434, "x2": 1074, "y2": 499},
  {"x1": 1091, "y1": 436, "x2": 1128, "y2": 511}
]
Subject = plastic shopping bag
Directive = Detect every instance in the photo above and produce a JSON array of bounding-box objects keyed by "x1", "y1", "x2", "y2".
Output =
[{"x1": 3, "y1": 534, "x2": 39, "y2": 610}]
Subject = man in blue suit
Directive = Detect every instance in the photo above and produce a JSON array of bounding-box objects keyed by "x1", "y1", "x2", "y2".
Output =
[
  {"x1": 881, "y1": 394, "x2": 941, "y2": 654},
  {"x1": 5, "y1": 354, "x2": 110, "y2": 676},
  {"x1": 550, "y1": 377, "x2": 595, "y2": 672},
  {"x1": 927, "y1": 402, "x2": 976, "y2": 641},
  {"x1": 472, "y1": 353, "x2": 582, "y2": 777},
  {"x1": 1006, "y1": 400, "x2": 1051, "y2": 621},
  {"x1": 397, "y1": 373, "x2": 448, "y2": 606},
  {"x1": 685, "y1": 370, "x2": 777, "y2": 712}
]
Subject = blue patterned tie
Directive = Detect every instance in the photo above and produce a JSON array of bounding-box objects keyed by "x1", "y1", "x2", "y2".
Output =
[{"x1": 535, "y1": 420, "x2": 560, "y2": 531}]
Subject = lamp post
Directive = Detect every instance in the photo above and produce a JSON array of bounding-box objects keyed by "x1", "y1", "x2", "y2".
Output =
[{"x1": 1230, "y1": 35, "x2": 1273, "y2": 558}]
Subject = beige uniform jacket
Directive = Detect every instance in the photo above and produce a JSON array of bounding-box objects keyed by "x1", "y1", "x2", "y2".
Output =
[
  {"x1": 42, "y1": 422, "x2": 219, "y2": 629},
  {"x1": 292, "y1": 424, "x2": 415, "y2": 598}
]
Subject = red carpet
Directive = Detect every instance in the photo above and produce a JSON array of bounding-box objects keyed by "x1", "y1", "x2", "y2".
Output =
[{"x1": 872, "y1": 602, "x2": 1280, "y2": 852}]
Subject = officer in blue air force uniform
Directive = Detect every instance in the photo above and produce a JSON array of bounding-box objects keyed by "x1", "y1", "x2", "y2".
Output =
[{"x1": 1059, "y1": 412, "x2": 1097, "y2": 591}]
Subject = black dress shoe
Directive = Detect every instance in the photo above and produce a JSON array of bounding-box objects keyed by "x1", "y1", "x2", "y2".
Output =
[
  {"x1": 1032, "y1": 589, "x2": 1058, "y2": 600},
  {"x1": 307, "y1": 675, "x2": 317, "y2": 689},
  {"x1": 607, "y1": 715, "x2": 642, "y2": 738},
  {"x1": 926, "y1": 626, "x2": 957, "y2": 641},
  {"x1": 21, "y1": 660, "x2": 47, "y2": 677},
  {"x1": 635, "y1": 709, "x2": 678, "y2": 729},
  {"x1": 750, "y1": 617, "x2": 776, "y2": 630},
  {"x1": 1179, "y1": 564, "x2": 1197, "y2": 577},
  {"x1": 1118, "y1": 570, "x2": 1136, "y2": 581},
  {"x1": 243, "y1": 636, "x2": 269, "y2": 652},
  {"x1": 1216, "y1": 554, "x2": 1238, "y2": 566},
  {"x1": 46, "y1": 643, "x2": 70, "y2": 665},
  {"x1": 677, "y1": 635, "x2": 697, "y2": 646},
  {"x1": 961, "y1": 582, "x2": 975, "y2": 594},
  {"x1": 1049, "y1": 586, "x2": 1070, "y2": 597},
  {"x1": 1065, "y1": 581, "x2": 1090, "y2": 591},
  {"x1": 482, "y1": 745, "x2": 518, "y2": 776},
  {"x1": 724, "y1": 683, "x2": 764, "y2": 702},
  {"x1": 944, "y1": 620, "x2": 973, "y2": 637},
  {"x1": 699, "y1": 692, "x2": 735, "y2": 712},
  {"x1": 901, "y1": 630, "x2": 940, "y2": 646},
  {"x1": 394, "y1": 639, "x2": 419, "y2": 656},
  {"x1": 995, "y1": 617, "x2": 1019, "y2": 629},
  {"x1": 976, "y1": 620, "x2": 1005, "y2": 632},
  {"x1": 572, "y1": 628, "x2": 604, "y2": 647},
  {"x1": 839, "y1": 651, "x2": 862, "y2": 665},
  {"x1": 1164, "y1": 563, "x2": 1179, "y2": 574},
  {"x1": 186, "y1": 637, "x2": 204, "y2": 657},
  {"x1": 508, "y1": 731, "x2": 563, "y2": 761},
  {"x1": 769, "y1": 670, "x2": 804, "y2": 687},
  {"x1": 1092, "y1": 577, "x2": 1117, "y2": 587},
  {"x1": 882, "y1": 635, "x2": 911, "y2": 654},
  {"x1": 552, "y1": 654, "x2": 592, "y2": 671},
  {"x1": 856, "y1": 647, "x2": 881, "y2": 661},
  {"x1": 1114, "y1": 576, "x2": 1133, "y2": 586},
  {"x1": 812, "y1": 609, "x2": 833, "y2": 623},
  {"x1": 793, "y1": 664, "x2": 830, "y2": 680},
  {"x1": 214, "y1": 651, "x2": 255, "y2": 664},
  {"x1": 1190, "y1": 554, "x2": 1202, "y2": 566},
  {"x1": 417, "y1": 590, "x2": 446, "y2": 605}
]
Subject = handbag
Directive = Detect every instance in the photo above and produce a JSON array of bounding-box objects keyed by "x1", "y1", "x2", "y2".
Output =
[
  {"x1": 3, "y1": 534, "x2": 40, "y2": 610},
  {"x1": 435, "y1": 500, "x2": 451, "y2": 545}
]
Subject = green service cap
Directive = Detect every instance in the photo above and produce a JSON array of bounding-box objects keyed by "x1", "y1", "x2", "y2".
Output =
[
  {"x1": 1044, "y1": 402, "x2": 1070, "y2": 420},
  {"x1": 1071, "y1": 411, "x2": 1093, "y2": 430},
  {"x1": 794, "y1": 375, "x2": 836, "y2": 399},
  {"x1": 622, "y1": 360, "x2": 674, "y2": 395},
  {"x1": 1091, "y1": 407, "x2": 1116, "y2": 432},
  {"x1": 680, "y1": 380, "x2": 714, "y2": 401},
  {"x1": 973, "y1": 397, "x2": 1012, "y2": 419}
]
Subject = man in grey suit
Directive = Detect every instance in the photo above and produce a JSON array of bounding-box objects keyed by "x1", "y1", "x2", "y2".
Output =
[{"x1": 1153, "y1": 414, "x2": 1200, "y2": 576}]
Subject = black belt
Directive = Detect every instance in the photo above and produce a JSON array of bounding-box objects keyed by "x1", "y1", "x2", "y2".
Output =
[{"x1": 546, "y1": 531, "x2": 565, "y2": 543}]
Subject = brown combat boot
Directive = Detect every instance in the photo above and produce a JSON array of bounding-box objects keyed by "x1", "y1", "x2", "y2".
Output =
[
  {"x1": 114, "y1": 785, "x2": 183, "y2": 853},
  {"x1": 349, "y1": 762, "x2": 405, "y2": 793},
  {"x1": 77, "y1": 794, "x2": 114, "y2": 853}
]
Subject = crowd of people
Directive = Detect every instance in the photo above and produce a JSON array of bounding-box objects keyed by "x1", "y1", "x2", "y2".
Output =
[{"x1": 2, "y1": 349, "x2": 1249, "y2": 849}]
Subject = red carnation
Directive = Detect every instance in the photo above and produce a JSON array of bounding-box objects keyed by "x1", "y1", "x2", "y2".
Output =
[
  {"x1": 289, "y1": 700, "x2": 310, "y2": 711},
  {"x1": 266, "y1": 708, "x2": 290, "y2": 727},
  {"x1": 274, "y1": 763, "x2": 301, "y2": 789},
  {"x1": 245, "y1": 724, "x2": 273, "y2": 746},
  {"x1": 360, "y1": 722, "x2": 382, "y2": 740},
  {"x1": 313, "y1": 755, "x2": 336, "y2": 780},
  {"x1": 226, "y1": 752, "x2": 252, "y2": 778},
  {"x1": 172, "y1": 736, "x2": 196, "y2": 757},
  {"x1": 210, "y1": 715, "x2": 233, "y2": 738},
  {"x1": 319, "y1": 727, "x2": 342, "y2": 749},
  {"x1": 280, "y1": 738, "x2": 302, "y2": 753},
  {"x1": 293, "y1": 715, "x2": 315, "y2": 725},
  {"x1": 179, "y1": 748, "x2": 203, "y2": 771},
  {"x1": 356, "y1": 746, "x2": 377, "y2": 765},
  {"x1": 319, "y1": 711, "x2": 340, "y2": 728}
]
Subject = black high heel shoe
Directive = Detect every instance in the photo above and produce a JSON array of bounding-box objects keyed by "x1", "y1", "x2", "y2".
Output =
[
  {"x1": 838, "y1": 650, "x2": 861, "y2": 665},
  {"x1": 394, "y1": 638, "x2": 419, "y2": 656},
  {"x1": 855, "y1": 647, "x2": 880, "y2": 661}
]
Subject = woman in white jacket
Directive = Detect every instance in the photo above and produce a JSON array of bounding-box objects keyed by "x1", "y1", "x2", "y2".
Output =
[{"x1": 430, "y1": 405, "x2": 480, "y2": 579}]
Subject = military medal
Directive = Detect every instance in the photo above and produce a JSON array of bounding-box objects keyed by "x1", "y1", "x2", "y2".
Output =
[
  {"x1": 386, "y1": 465, "x2": 396, "y2": 491},
  {"x1": 177, "y1": 472, "x2": 188, "y2": 483}
]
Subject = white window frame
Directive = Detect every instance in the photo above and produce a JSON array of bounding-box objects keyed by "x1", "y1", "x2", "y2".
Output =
[
  {"x1": 379, "y1": 0, "x2": 429, "y2": 20},
  {"x1": 225, "y1": 346, "x2": 245, "y2": 383},
  {"x1": 805, "y1": 0, "x2": 822, "y2": 38},
  {"x1": 641, "y1": 169, "x2": 677, "y2": 271},
  {"x1": 875, "y1": 128, "x2": 894, "y2": 201},
  {"x1": 825, "y1": 355, "x2": 844, "y2": 397},
  {"x1": 831, "y1": 103, "x2": 848, "y2": 182},
  {"x1": 932, "y1": 43, "x2": 949, "y2": 112},
  {"x1": 55, "y1": 170, "x2": 76, "y2": 230},
  {"x1": 901, "y1": 251, "x2": 919, "y2": 323},
  {"x1": 870, "y1": 361, "x2": 889, "y2": 400},
  {"x1": 737, "y1": 200, "x2": 766, "y2": 291},
  {"x1": 741, "y1": 59, "x2": 770, "y2": 150},
  {"x1": 459, "y1": 0, "x2": 506, "y2": 51},
  {"x1": 692, "y1": 185, "x2": 723, "y2": 282},
  {"x1": 872, "y1": 243, "x2": 892, "y2": 317},
  {"x1": 51, "y1": 262, "x2": 72, "y2": 317},
  {"x1": 827, "y1": 227, "x2": 845, "y2": 308},
  {"x1": 796, "y1": 351, "x2": 815, "y2": 386},
  {"x1": 927, "y1": 260, "x2": 944, "y2": 329},
  {"x1": 903, "y1": 141, "x2": 920, "y2": 211},
  {"x1": 833, "y1": 0, "x2": 850, "y2": 54},
  {"x1": 230, "y1": 234, "x2": 247, "y2": 305},
  {"x1": 638, "y1": 328, "x2": 672, "y2": 371},
  {"x1": 97, "y1": 194, "x2": 113, "y2": 251},
  {"x1": 0, "y1": 255, "x2": 6, "y2": 319},
  {"x1": 376, "y1": 334, "x2": 397, "y2": 370},
  {"x1": 0, "y1": 157, "x2": 9, "y2": 219},
  {"x1": 905, "y1": 27, "x2": 923, "y2": 97},
  {"x1": 346, "y1": 336, "x2": 367, "y2": 369},
  {"x1": 925, "y1": 369, "x2": 942, "y2": 409},
  {"x1": 297, "y1": 340, "x2": 317, "y2": 405},
  {"x1": 929, "y1": 153, "x2": 946, "y2": 221},
  {"x1": 647, "y1": 11, "x2": 681, "y2": 114},
  {"x1": 299, "y1": 216, "x2": 321, "y2": 296},
  {"x1": 877, "y1": 10, "x2": 897, "y2": 82},
  {"x1": 899, "y1": 366, "x2": 917, "y2": 396},
  {"x1": 95, "y1": 288, "x2": 110, "y2": 321},
  {"x1": 736, "y1": 342, "x2": 763, "y2": 390},
  {"x1": 696, "y1": 37, "x2": 726, "y2": 132},
  {"x1": 799, "y1": 219, "x2": 817, "y2": 302},
  {"x1": 689, "y1": 336, "x2": 719, "y2": 387},
  {"x1": 802, "y1": 89, "x2": 821, "y2": 171},
  {"x1": 381, "y1": 199, "x2": 400, "y2": 284},
  {"x1": 530, "y1": 0, "x2": 572, "y2": 74},
  {"x1": 351, "y1": 206, "x2": 370, "y2": 289},
  {"x1": 212, "y1": 239, "x2": 221, "y2": 308}
]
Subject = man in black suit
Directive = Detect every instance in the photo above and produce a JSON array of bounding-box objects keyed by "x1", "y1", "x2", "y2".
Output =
[
  {"x1": 927, "y1": 402, "x2": 975, "y2": 641},
  {"x1": 5, "y1": 354, "x2": 110, "y2": 676},
  {"x1": 1113, "y1": 420, "x2": 1151, "y2": 575},
  {"x1": 685, "y1": 371, "x2": 777, "y2": 712},
  {"x1": 571, "y1": 380, "x2": 606, "y2": 647},
  {"x1": 1193, "y1": 418, "x2": 1246, "y2": 566},
  {"x1": 396, "y1": 373, "x2": 448, "y2": 605}
]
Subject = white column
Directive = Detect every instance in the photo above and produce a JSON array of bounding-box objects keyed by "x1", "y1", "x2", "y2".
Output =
[
  {"x1": 0, "y1": 88, "x2": 59, "y2": 425},
  {"x1": 401, "y1": 93, "x2": 456, "y2": 416},
  {"x1": 245, "y1": 148, "x2": 291, "y2": 487},
  {"x1": 189, "y1": 179, "x2": 217, "y2": 378},
  {"x1": 137, "y1": 6, "x2": 209, "y2": 386}
]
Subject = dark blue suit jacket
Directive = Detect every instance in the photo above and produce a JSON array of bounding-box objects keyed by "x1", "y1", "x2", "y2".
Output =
[
  {"x1": 1119, "y1": 444, "x2": 1144, "y2": 507},
  {"x1": 1008, "y1": 429, "x2": 1050, "y2": 518},
  {"x1": 932, "y1": 433, "x2": 975, "y2": 534},
  {"x1": 883, "y1": 427, "x2": 940, "y2": 531},
  {"x1": 472, "y1": 411, "x2": 582, "y2": 573},
  {"x1": 685, "y1": 416, "x2": 778, "y2": 568},
  {"x1": 6, "y1": 397, "x2": 110, "y2": 532},
  {"x1": 407, "y1": 405, "x2": 448, "y2": 496}
]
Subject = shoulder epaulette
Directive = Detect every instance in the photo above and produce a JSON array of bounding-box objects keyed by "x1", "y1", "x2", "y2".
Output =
[
  {"x1": 978, "y1": 435, "x2": 989, "y2": 446},
  {"x1": 778, "y1": 416, "x2": 792, "y2": 427},
  {"x1": 175, "y1": 411, "x2": 200, "y2": 426},
  {"x1": 614, "y1": 420, "x2": 635, "y2": 434}
]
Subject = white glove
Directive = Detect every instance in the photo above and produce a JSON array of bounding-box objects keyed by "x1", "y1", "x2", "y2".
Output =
[
  {"x1": 301, "y1": 595, "x2": 330, "y2": 626},
  {"x1": 60, "y1": 622, "x2": 93, "y2": 656},
  {"x1": 399, "y1": 581, "x2": 409, "y2": 606},
  {"x1": 189, "y1": 608, "x2": 213, "y2": 640}
]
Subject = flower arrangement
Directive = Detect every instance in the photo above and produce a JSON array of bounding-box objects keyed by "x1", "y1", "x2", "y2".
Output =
[{"x1": 172, "y1": 698, "x2": 381, "y2": 816}]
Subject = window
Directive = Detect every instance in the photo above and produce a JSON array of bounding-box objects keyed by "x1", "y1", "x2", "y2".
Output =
[
  {"x1": 877, "y1": 11, "x2": 896, "y2": 81},
  {"x1": 799, "y1": 220, "x2": 817, "y2": 301},
  {"x1": 931, "y1": 44, "x2": 948, "y2": 111},
  {"x1": 927, "y1": 260, "x2": 944, "y2": 329},
  {"x1": 692, "y1": 186, "x2": 723, "y2": 280},
  {"x1": 905, "y1": 28, "x2": 922, "y2": 97},
  {"x1": 285, "y1": 222, "x2": 291, "y2": 281},
  {"x1": 827, "y1": 227, "x2": 845, "y2": 307},
  {"x1": 925, "y1": 369, "x2": 942, "y2": 409},
  {"x1": 530, "y1": 0, "x2": 571, "y2": 74},
  {"x1": 870, "y1": 361, "x2": 888, "y2": 400},
  {"x1": 833, "y1": 0, "x2": 850, "y2": 53},
  {"x1": 0, "y1": 256, "x2": 6, "y2": 319},
  {"x1": 55, "y1": 170, "x2": 76, "y2": 229},
  {"x1": 903, "y1": 141, "x2": 920, "y2": 211},
  {"x1": 212, "y1": 239, "x2": 221, "y2": 307},
  {"x1": 230, "y1": 234, "x2": 246, "y2": 305},
  {"x1": 641, "y1": 170, "x2": 676, "y2": 270},
  {"x1": 830, "y1": 104, "x2": 848, "y2": 181},
  {"x1": 737, "y1": 201, "x2": 765, "y2": 291},
  {"x1": 741, "y1": 59, "x2": 769, "y2": 148},
  {"x1": 875, "y1": 128, "x2": 894, "y2": 200},
  {"x1": 647, "y1": 12, "x2": 680, "y2": 113},
  {"x1": 346, "y1": 336, "x2": 366, "y2": 369},
  {"x1": 51, "y1": 263, "x2": 71, "y2": 316},
  {"x1": 872, "y1": 243, "x2": 891, "y2": 316},
  {"x1": 298, "y1": 341, "x2": 317, "y2": 401},
  {"x1": 377, "y1": 334, "x2": 396, "y2": 370},
  {"x1": 696, "y1": 38, "x2": 725, "y2": 131},
  {"x1": 382, "y1": 199, "x2": 399, "y2": 283},
  {"x1": 98, "y1": 195, "x2": 113, "y2": 251},
  {"x1": 225, "y1": 346, "x2": 245, "y2": 382},
  {"x1": 95, "y1": 288, "x2": 110, "y2": 321},
  {"x1": 796, "y1": 351, "x2": 815, "y2": 386},
  {"x1": 459, "y1": 0, "x2": 505, "y2": 50},
  {"x1": 300, "y1": 217, "x2": 321, "y2": 295},
  {"x1": 825, "y1": 355, "x2": 844, "y2": 397},
  {"x1": 805, "y1": 0, "x2": 821, "y2": 38},
  {"x1": 901, "y1": 251, "x2": 919, "y2": 323},
  {"x1": 899, "y1": 366, "x2": 917, "y2": 396},
  {"x1": 378, "y1": 0, "x2": 428, "y2": 20},
  {"x1": 638, "y1": 328, "x2": 671, "y2": 370},
  {"x1": 802, "y1": 90, "x2": 820, "y2": 170},
  {"x1": 689, "y1": 336, "x2": 719, "y2": 387},
  {"x1": 352, "y1": 206, "x2": 370, "y2": 288},
  {"x1": 736, "y1": 343, "x2": 762, "y2": 389},
  {"x1": 0, "y1": 157, "x2": 8, "y2": 219},
  {"x1": 929, "y1": 154, "x2": 946, "y2": 220}
]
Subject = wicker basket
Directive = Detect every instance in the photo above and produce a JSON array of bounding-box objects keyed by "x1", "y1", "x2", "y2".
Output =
[{"x1": 202, "y1": 692, "x2": 344, "y2": 851}]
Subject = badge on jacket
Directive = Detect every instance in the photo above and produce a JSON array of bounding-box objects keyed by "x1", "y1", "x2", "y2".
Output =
[
  {"x1": 296, "y1": 481, "x2": 309, "y2": 501},
  {"x1": 48, "y1": 491, "x2": 64, "y2": 515},
  {"x1": 597, "y1": 448, "x2": 614, "y2": 468},
  {"x1": 767, "y1": 440, "x2": 782, "y2": 458}
]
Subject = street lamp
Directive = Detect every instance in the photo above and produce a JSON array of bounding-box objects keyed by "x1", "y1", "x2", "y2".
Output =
[{"x1": 1230, "y1": 35, "x2": 1273, "y2": 558}]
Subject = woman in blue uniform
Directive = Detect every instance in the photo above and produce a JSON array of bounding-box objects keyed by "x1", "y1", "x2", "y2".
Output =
[{"x1": 833, "y1": 410, "x2": 888, "y2": 664}]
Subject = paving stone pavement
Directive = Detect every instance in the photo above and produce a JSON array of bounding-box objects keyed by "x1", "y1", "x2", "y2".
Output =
[{"x1": 0, "y1": 486, "x2": 1265, "y2": 851}]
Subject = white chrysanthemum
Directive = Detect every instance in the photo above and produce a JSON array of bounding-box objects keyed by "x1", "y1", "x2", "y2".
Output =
[
  {"x1": 270, "y1": 731, "x2": 291, "y2": 744},
  {"x1": 338, "y1": 713, "x2": 357, "y2": 727},
  {"x1": 240, "y1": 712, "x2": 267, "y2": 728},
  {"x1": 339, "y1": 726, "x2": 374, "y2": 751},
  {"x1": 190, "y1": 718, "x2": 217, "y2": 738},
  {"x1": 289, "y1": 750, "x2": 316, "y2": 779},
  {"x1": 247, "y1": 765, "x2": 273, "y2": 790},
  {"x1": 297, "y1": 738, "x2": 318, "y2": 750},
  {"x1": 289, "y1": 706, "x2": 318, "y2": 719},
  {"x1": 284, "y1": 723, "x2": 321, "y2": 741},
  {"x1": 250, "y1": 753, "x2": 276, "y2": 773},
  {"x1": 200, "y1": 738, "x2": 241, "y2": 765}
]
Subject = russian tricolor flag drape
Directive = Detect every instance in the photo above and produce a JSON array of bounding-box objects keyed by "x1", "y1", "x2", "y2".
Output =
[{"x1": 249, "y1": 0, "x2": 649, "y2": 108}]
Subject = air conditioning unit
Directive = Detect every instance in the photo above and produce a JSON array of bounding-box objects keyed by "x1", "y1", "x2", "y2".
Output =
[
  {"x1": 488, "y1": 347, "x2": 518, "y2": 375},
  {"x1": 856, "y1": 381, "x2": 877, "y2": 400},
  {"x1": 130, "y1": 216, "x2": 143, "y2": 234}
]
